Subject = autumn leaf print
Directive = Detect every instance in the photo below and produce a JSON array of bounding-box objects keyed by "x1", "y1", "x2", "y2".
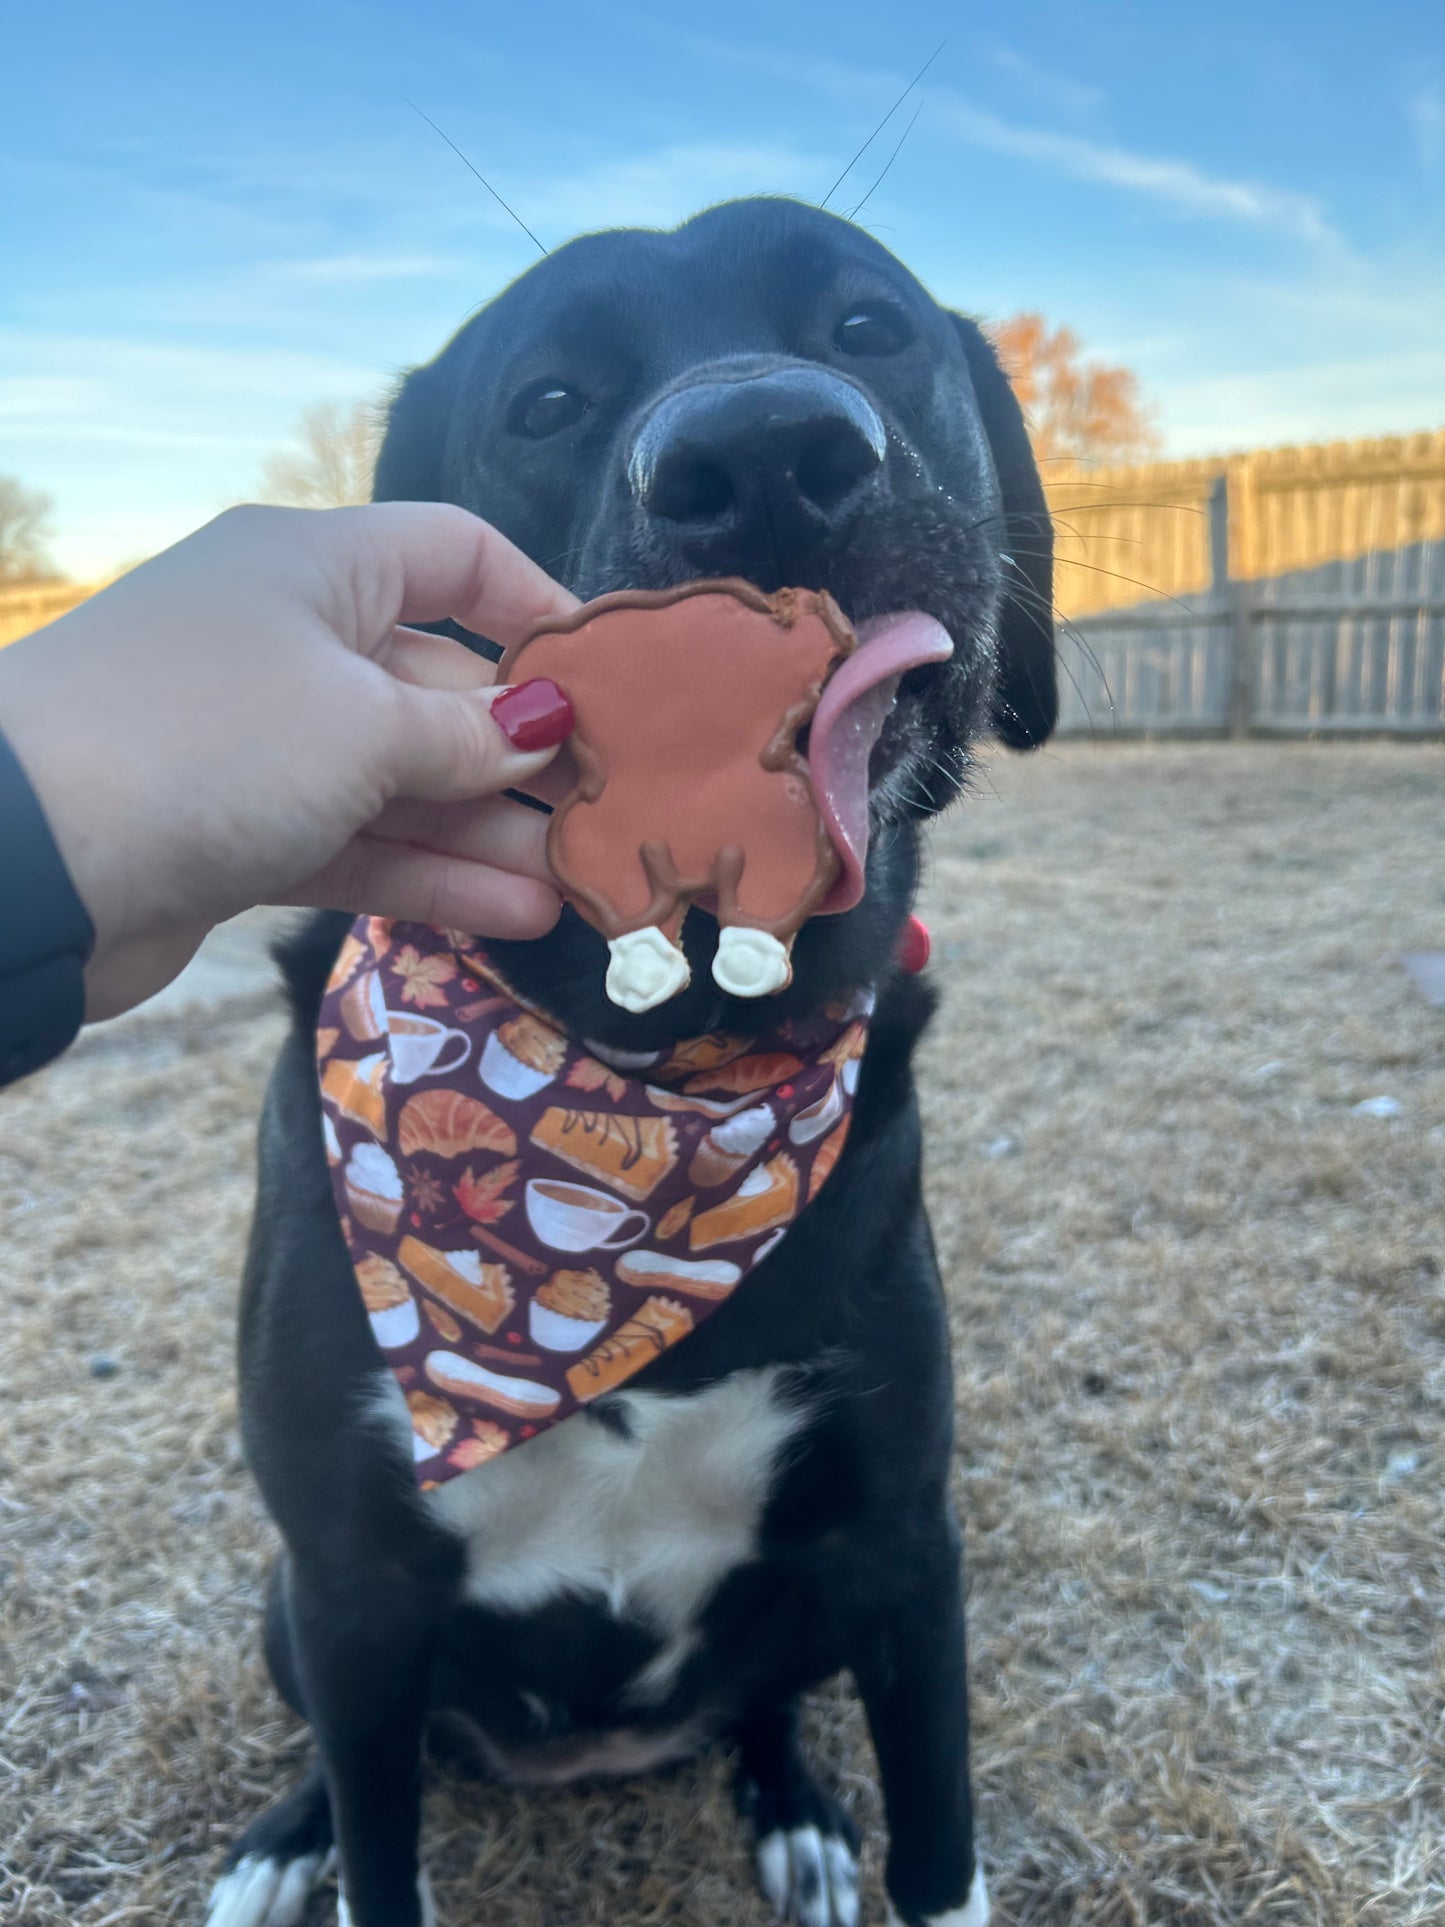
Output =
[
  {"x1": 567, "y1": 1055, "x2": 629, "y2": 1103},
  {"x1": 391, "y1": 944, "x2": 457, "y2": 1010},
  {"x1": 454, "y1": 1159, "x2": 519, "y2": 1226}
]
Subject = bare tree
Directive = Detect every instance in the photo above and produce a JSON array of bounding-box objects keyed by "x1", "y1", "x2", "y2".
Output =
[
  {"x1": 0, "y1": 477, "x2": 61, "y2": 586},
  {"x1": 988, "y1": 314, "x2": 1161, "y2": 466},
  {"x1": 258, "y1": 400, "x2": 382, "y2": 509}
]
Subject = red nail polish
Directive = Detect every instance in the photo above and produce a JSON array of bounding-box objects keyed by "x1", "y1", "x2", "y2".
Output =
[{"x1": 491, "y1": 678, "x2": 574, "y2": 751}]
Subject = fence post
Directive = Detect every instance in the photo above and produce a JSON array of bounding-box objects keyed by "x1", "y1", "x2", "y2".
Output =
[
  {"x1": 1212, "y1": 476, "x2": 1255, "y2": 737},
  {"x1": 1227, "y1": 579, "x2": 1256, "y2": 737},
  {"x1": 1209, "y1": 473, "x2": 1229, "y2": 597}
]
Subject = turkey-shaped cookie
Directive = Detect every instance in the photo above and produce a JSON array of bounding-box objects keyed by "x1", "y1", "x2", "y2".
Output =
[{"x1": 502, "y1": 581, "x2": 850, "y2": 1013}]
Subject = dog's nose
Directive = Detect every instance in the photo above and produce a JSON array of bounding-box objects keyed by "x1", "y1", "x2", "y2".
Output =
[{"x1": 629, "y1": 367, "x2": 886, "y2": 565}]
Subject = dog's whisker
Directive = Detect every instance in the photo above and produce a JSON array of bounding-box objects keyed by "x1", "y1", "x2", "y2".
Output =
[
  {"x1": 1007, "y1": 543, "x2": 1198, "y2": 619},
  {"x1": 405, "y1": 99, "x2": 548, "y2": 255},
  {"x1": 996, "y1": 579, "x2": 1115, "y2": 730},
  {"x1": 846, "y1": 102, "x2": 924, "y2": 222},
  {"x1": 818, "y1": 40, "x2": 946, "y2": 210}
]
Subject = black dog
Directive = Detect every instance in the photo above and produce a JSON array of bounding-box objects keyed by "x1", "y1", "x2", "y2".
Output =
[{"x1": 209, "y1": 196, "x2": 1053, "y2": 1927}]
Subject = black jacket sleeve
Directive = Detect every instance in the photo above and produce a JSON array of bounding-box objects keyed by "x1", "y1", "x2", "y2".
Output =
[{"x1": 0, "y1": 726, "x2": 95, "y2": 1087}]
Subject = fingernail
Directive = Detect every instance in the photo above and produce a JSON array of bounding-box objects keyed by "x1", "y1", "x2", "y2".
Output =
[{"x1": 491, "y1": 678, "x2": 574, "y2": 752}]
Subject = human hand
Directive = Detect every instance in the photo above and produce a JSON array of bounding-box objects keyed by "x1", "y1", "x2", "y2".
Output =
[{"x1": 0, "y1": 502, "x2": 580, "y2": 1020}]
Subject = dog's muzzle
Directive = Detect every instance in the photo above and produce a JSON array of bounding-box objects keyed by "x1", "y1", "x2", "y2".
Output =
[{"x1": 628, "y1": 362, "x2": 886, "y2": 574}]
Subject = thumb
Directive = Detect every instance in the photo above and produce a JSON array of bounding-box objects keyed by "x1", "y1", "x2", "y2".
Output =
[{"x1": 379, "y1": 677, "x2": 573, "y2": 805}]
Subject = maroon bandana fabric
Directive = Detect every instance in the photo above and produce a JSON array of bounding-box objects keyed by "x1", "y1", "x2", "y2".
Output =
[{"x1": 316, "y1": 918, "x2": 869, "y2": 1488}]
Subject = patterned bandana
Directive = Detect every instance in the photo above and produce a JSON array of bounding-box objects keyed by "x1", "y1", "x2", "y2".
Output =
[{"x1": 316, "y1": 918, "x2": 869, "y2": 1488}]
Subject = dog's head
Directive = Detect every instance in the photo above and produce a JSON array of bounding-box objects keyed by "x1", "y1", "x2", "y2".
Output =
[{"x1": 374, "y1": 196, "x2": 1054, "y2": 1038}]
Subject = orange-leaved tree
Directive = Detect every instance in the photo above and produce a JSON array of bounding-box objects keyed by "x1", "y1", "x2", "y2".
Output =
[{"x1": 988, "y1": 315, "x2": 1160, "y2": 467}]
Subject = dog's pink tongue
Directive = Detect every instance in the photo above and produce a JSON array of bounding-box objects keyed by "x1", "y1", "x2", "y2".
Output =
[{"x1": 809, "y1": 611, "x2": 954, "y2": 914}]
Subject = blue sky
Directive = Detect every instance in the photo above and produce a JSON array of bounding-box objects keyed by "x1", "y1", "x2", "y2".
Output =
[{"x1": 3, "y1": 0, "x2": 1442, "y2": 578}]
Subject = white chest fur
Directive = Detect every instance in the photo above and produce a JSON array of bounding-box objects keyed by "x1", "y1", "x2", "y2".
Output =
[{"x1": 374, "y1": 1368, "x2": 805, "y2": 1678}]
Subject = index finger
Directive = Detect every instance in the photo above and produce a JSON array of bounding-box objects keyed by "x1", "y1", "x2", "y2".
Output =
[{"x1": 325, "y1": 500, "x2": 581, "y2": 647}]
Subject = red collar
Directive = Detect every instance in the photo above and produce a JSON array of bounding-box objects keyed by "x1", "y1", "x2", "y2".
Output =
[{"x1": 896, "y1": 914, "x2": 931, "y2": 974}]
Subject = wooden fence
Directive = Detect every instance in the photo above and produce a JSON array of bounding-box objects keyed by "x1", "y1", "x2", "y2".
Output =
[
  {"x1": 7, "y1": 431, "x2": 1445, "y2": 734},
  {"x1": 1046, "y1": 431, "x2": 1445, "y2": 736}
]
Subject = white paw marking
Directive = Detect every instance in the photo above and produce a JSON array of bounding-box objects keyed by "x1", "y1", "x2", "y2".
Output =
[
  {"x1": 606, "y1": 927, "x2": 691, "y2": 1012},
  {"x1": 886, "y1": 1862, "x2": 989, "y2": 1927},
  {"x1": 712, "y1": 926, "x2": 792, "y2": 998},
  {"x1": 757, "y1": 1829, "x2": 791, "y2": 1913},
  {"x1": 756, "y1": 1824, "x2": 859, "y2": 1927},
  {"x1": 824, "y1": 1837, "x2": 861, "y2": 1927},
  {"x1": 205, "y1": 1850, "x2": 328, "y2": 1927},
  {"x1": 337, "y1": 1867, "x2": 435, "y2": 1927}
]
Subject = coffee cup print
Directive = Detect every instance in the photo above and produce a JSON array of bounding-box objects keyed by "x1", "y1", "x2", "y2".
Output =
[
  {"x1": 387, "y1": 1012, "x2": 471, "y2": 1084},
  {"x1": 751, "y1": 1225, "x2": 788, "y2": 1269},
  {"x1": 525, "y1": 1178, "x2": 650, "y2": 1252}
]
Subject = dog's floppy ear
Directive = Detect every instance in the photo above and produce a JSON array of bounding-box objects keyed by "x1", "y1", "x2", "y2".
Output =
[
  {"x1": 950, "y1": 314, "x2": 1056, "y2": 748},
  {"x1": 371, "y1": 359, "x2": 450, "y2": 504}
]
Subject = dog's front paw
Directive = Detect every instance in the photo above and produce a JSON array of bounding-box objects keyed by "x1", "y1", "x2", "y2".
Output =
[
  {"x1": 885, "y1": 1863, "x2": 988, "y2": 1927},
  {"x1": 756, "y1": 1823, "x2": 859, "y2": 1927},
  {"x1": 205, "y1": 1846, "x2": 334, "y2": 1927},
  {"x1": 739, "y1": 1747, "x2": 860, "y2": 1927}
]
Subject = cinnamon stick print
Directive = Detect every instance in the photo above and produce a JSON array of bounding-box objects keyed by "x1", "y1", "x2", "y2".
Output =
[{"x1": 471, "y1": 1224, "x2": 547, "y2": 1276}]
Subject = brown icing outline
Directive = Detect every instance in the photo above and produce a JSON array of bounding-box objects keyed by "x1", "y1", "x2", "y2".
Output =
[{"x1": 500, "y1": 579, "x2": 855, "y2": 945}]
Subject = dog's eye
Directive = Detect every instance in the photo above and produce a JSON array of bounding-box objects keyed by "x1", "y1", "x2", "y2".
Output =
[
  {"x1": 508, "y1": 381, "x2": 589, "y2": 438},
  {"x1": 834, "y1": 305, "x2": 913, "y2": 357}
]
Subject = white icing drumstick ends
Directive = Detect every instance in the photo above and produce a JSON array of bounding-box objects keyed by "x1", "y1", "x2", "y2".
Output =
[
  {"x1": 606, "y1": 927, "x2": 692, "y2": 1014},
  {"x1": 606, "y1": 924, "x2": 793, "y2": 1013},
  {"x1": 711, "y1": 927, "x2": 791, "y2": 998}
]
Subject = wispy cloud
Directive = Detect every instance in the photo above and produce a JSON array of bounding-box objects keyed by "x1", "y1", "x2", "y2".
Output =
[
  {"x1": 1153, "y1": 344, "x2": 1445, "y2": 455},
  {"x1": 932, "y1": 94, "x2": 1337, "y2": 244},
  {"x1": 0, "y1": 331, "x2": 380, "y2": 411},
  {"x1": 0, "y1": 331, "x2": 388, "y2": 576},
  {"x1": 281, "y1": 252, "x2": 462, "y2": 283},
  {"x1": 661, "y1": 32, "x2": 883, "y2": 114},
  {"x1": 1407, "y1": 78, "x2": 1444, "y2": 172},
  {"x1": 653, "y1": 36, "x2": 1333, "y2": 247},
  {"x1": 521, "y1": 142, "x2": 823, "y2": 238},
  {"x1": 984, "y1": 41, "x2": 1105, "y2": 120}
]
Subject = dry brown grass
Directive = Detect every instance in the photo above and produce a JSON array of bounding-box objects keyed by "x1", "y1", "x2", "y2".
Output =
[{"x1": 2, "y1": 742, "x2": 1441, "y2": 1926}]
